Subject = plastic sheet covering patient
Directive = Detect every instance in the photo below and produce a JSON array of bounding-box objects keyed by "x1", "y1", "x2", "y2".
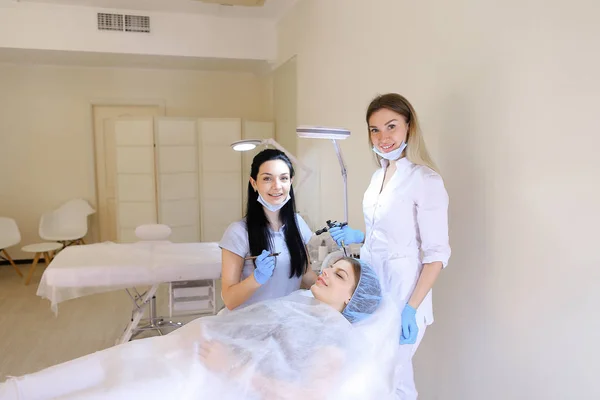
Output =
[{"x1": 0, "y1": 257, "x2": 401, "y2": 400}]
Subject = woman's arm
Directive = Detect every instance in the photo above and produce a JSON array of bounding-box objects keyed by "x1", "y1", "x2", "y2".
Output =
[
  {"x1": 200, "y1": 340, "x2": 335, "y2": 400},
  {"x1": 411, "y1": 172, "x2": 451, "y2": 307},
  {"x1": 301, "y1": 269, "x2": 318, "y2": 289},
  {"x1": 249, "y1": 348, "x2": 342, "y2": 400},
  {"x1": 300, "y1": 244, "x2": 318, "y2": 289},
  {"x1": 221, "y1": 249, "x2": 261, "y2": 310},
  {"x1": 407, "y1": 262, "x2": 443, "y2": 308}
]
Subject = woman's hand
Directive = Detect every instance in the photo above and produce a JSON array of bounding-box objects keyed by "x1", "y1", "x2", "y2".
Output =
[
  {"x1": 400, "y1": 260, "x2": 443, "y2": 344},
  {"x1": 253, "y1": 249, "x2": 276, "y2": 285},
  {"x1": 198, "y1": 340, "x2": 233, "y2": 374},
  {"x1": 399, "y1": 304, "x2": 418, "y2": 344},
  {"x1": 329, "y1": 225, "x2": 365, "y2": 246}
]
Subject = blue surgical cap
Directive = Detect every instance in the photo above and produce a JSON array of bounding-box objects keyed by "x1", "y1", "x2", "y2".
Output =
[{"x1": 341, "y1": 259, "x2": 382, "y2": 323}]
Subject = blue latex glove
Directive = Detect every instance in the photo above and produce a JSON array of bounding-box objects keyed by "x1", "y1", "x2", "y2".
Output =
[
  {"x1": 400, "y1": 304, "x2": 419, "y2": 345},
  {"x1": 253, "y1": 249, "x2": 276, "y2": 285},
  {"x1": 328, "y1": 225, "x2": 365, "y2": 246}
]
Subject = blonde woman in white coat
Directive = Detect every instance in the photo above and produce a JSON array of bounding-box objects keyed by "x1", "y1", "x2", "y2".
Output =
[{"x1": 329, "y1": 93, "x2": 451, "y2": 399}]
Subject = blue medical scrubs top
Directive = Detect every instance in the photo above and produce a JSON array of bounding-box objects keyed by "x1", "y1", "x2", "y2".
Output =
[{"x1": 219, "y1": 214, "x2": 313, "y2": 309}]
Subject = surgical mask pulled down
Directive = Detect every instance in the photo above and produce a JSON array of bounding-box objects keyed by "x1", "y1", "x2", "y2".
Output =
[
  {"x1": 372, "y1": 141, "x2": 407, "y2": 161},
  {"x1": 257, "y1": 193, "x2": 291, "y2": 212}
]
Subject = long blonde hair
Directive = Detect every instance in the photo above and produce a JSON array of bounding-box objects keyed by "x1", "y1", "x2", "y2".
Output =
[{"x1": 366, "y1": 93, "x2": 439, "y2": 174}]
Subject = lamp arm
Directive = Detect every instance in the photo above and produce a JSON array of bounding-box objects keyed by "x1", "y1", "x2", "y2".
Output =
[{"x1": 331, "y1": 139, "x2": 348, "y2": 223}]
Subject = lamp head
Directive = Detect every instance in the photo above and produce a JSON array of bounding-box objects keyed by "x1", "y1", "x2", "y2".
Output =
[
  {"x1": 296, "y1": 126, "x2": 351, "y2": 140},
  {"x1": 231, "y1": 139, "x2": 263, "y2": 152}
]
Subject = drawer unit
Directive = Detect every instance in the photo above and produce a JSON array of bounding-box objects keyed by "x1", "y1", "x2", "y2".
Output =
[{"x1": 169, "y1": 279, "x2": 217, "y2": 317}]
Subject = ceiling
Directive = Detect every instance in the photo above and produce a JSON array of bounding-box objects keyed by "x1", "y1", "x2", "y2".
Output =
[
  {"x1": 0, "y1": 47, "x2": 271, "y2": 74},
  {"x1": 16, "y1": 0, "x2": 299, "y2": 19}
]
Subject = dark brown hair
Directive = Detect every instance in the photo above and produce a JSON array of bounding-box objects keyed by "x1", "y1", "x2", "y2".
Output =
[{"x1": 246, "y1": 149, "x2": 308, "y2": 278}]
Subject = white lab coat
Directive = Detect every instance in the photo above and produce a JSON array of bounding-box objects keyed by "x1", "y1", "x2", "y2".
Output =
[{"x1": 359, "y1": 157, "x2": 451, "y2": 399}]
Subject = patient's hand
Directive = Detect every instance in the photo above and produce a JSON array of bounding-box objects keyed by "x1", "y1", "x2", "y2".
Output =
[{"x1": 198, "y1": 340, "x2": 233, "y2": 374}]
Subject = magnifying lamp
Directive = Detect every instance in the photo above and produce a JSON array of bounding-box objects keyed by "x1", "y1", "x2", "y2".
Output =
[
  {"x1": 231, "y1": 139, "x2": 262, "y2": 152},
  {"x1": 296, "y1": 126, "x2": 351, "y2": 222},
  {"x1": 230, "y1": 138, "x2": 313, "y2": 192}
]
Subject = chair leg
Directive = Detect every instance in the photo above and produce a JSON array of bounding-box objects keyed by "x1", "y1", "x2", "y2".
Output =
[
  {"x1": 1, "y1": 249, "x2": 23, "y2": 278},
  {"x1": 43, "y1": 252, "x2": 51, "y2": 266},
  {"x1": 25, "y1": 253, "x2": 41, "y2": 286}
]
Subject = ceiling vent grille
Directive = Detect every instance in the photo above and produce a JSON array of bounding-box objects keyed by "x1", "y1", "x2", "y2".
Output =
[
  {"x1": 97, "y1": 13, "x2": 123, "y2": 31},
  {"x1": 125, "y1": 15, "x2": 150, "y2": 33},
  {"x1": 97, "y1": 13, "x2": 150, "y2": 33}
]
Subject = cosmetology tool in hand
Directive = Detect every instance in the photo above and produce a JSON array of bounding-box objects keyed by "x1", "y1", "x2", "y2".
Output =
[{"x1": 315, "y1": 220, "x2": 349, "y2": 257}]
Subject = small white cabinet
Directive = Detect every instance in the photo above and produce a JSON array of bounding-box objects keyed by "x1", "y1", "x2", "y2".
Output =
[{"x1": 168, "y1": 279, "x2": 217, "y2": 317}]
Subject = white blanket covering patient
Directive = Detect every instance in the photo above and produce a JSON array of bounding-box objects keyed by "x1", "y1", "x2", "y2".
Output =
[{"x1": 0, "y1": 258, "x2": 400, "y2": 400}]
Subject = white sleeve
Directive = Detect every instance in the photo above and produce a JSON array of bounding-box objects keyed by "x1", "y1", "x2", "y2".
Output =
[
  {"x1": 295, "y1": 214, "x2": 314, "y2": 244},
  {"x1": 416, "y1": 171, "x2": 451, "y2": 268},
  {"x1": 218, "y1": 221, "x2": 249, "y2": 258}
]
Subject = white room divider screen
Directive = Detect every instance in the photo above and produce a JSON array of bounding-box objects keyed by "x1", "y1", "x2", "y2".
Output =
[
  {"x1": 197, "y1": 118, "x2": 243, "y2": 243},
  {"x1": 109, "y1": 117, "x2": 272, "y2": 243},
  {"x1": 114, "y1": 117, "x2": 158, "y2": 243},
  {"x1": 155, "y1": 118, "x2": 201, "y2": 243}
]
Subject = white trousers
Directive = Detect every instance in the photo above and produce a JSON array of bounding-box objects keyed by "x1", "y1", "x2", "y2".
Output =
[{"x1": 394, "y1": 318, "x2": 428, "y2": 400}]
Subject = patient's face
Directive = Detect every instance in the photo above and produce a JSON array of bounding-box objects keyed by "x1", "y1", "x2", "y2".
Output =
[
  {"x1": 311, "y1": 259, "x2": 357, "y2": 312},
  {"x1": 250, "y1": 160, "x2": 293, "y2": 208}
]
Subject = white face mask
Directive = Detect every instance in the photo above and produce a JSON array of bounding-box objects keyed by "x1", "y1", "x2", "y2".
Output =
[
  {"x1": 257, "y1": 193, "x2": 291, "y2": 212},
  {"x1": 372, "y1": 141, "x2": 407, "y2": 161}
]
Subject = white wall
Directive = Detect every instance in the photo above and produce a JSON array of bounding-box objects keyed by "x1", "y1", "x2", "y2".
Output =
[
  {"x1": 0, "y1": 63, "x2": 272, "y2": 259},
  {"x1": 272, "y1": 56, "x2": 314, "y2": 219},
  {"x1": 273, "y1": 56, "x2": 297, "y2": 162},
  {"x1": 0, "y1": 1, "x2": 276, "y2": 61},
  {"x1": 278, "y1": 0, "x2": 600, "y2": 399}
]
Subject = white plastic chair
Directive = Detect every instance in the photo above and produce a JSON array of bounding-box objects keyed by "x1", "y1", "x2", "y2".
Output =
[
  {"x1": 134, "y1": 224, "x2": 172, "y2": 242},
  {"x1": 0, "y1": 217, "x2": 23, "y2": 277},
  {"x1": 39, "y1": 199, "x2": 96, "y2": 247}
]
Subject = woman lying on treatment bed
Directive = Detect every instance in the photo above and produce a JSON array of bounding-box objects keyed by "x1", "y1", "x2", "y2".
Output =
[{"x1": 0, "y1": 258, "x2": 401, "y2": 400}]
